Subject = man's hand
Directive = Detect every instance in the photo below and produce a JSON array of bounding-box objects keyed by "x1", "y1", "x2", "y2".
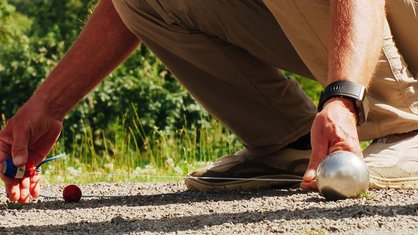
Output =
[
  {"x1": 301, "y1": 98, "x2": 362, "y2": 191},
  {"x1": 0, "y1": 97, "x2": 62, "y2": 204}
]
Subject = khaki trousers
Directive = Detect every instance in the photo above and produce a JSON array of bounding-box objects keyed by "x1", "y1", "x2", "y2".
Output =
[{"x1": 112, "y1": 0, "x2": 418, "y2": 154}]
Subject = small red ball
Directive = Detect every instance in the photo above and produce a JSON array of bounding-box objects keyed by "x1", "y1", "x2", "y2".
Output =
[{"x1": 62, "y1": 184, "x2": 82, "y2": 202}]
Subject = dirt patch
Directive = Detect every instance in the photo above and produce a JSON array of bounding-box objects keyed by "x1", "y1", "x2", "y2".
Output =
[{"x1": 1, "y1": 182, "x2": 418, "y2": 234}]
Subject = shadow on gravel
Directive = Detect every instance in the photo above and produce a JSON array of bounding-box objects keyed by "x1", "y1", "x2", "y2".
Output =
[
  {"x1": 14, "y1": 188, "x2": 313, "y2": 211},
  {"x1": 2, "y1": 202, "x2": 418, "y2": 234},
  {"x1": 2, "y1": 188, "x2": 418, "y2": 234}
]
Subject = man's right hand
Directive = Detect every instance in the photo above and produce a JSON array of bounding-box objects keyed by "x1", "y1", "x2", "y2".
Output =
[
  {"x1": 300, "y1": 98, "x2": 362, "y2": 191},
  {"x1": 0, "y1": 96, "x2": 62, "y2": 204}
]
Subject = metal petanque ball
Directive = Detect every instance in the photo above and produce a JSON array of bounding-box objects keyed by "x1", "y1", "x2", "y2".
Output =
[{"x1": 316, "y1": 151, "x2": 370, "y2": 201}]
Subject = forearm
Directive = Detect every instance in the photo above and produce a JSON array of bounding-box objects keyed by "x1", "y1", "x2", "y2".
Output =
[
  {"x1": 302, "y1": 0, "x2": 386, "y2": 189},
  {"x1": 328, "y1": 0, "x2": 385, "y2": 86},
  {"x1": 32, "y1": 0, "x2": 140, "y2": 120}
]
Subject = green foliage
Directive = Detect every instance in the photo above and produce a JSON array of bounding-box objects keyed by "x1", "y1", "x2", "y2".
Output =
[
  {"x1": 12, "y1": 0, "x2": 97, "y2": 41},
  {"x1": 43, "y1": 116, "x2": 242, "y2": 184},
  {"x1": 0, "y1": 0, "x2": 31, "y2": 45},
  {"x1": 0, "y1": 0, "x2": 69, "y2": 118},
  {"x1": 0, "y1": 1, "x2": 36, "y2": 114}
]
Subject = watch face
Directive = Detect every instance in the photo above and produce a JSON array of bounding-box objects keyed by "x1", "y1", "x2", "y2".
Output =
[{"x1": 356, "y1": 95, "x2": 369, "y2": 126}]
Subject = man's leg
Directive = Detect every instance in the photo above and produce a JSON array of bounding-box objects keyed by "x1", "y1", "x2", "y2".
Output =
[
  {"x1": 386, "y1": 0, "x2": 418, "y2": 77},
  {"x1": 363, "y1": 0, "x2": 418, "y2": 189},
  {"x1": 264, "y1": 0, "x2": 418, "y2": 189},
  {"x1": 111, "y1": 0, "x2": 317, "y2": 191}
]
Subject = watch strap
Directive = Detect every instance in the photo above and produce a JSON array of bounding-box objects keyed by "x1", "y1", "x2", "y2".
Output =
[
  {"x1": 318, "y1": 81, "x2": 366, "y2": 111},
  {"x1": 318, "y1": 80, "x2": 368, "y2": 125}
]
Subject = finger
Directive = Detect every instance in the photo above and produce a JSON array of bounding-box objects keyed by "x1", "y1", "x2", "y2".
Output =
[
  {"x1": 11, "y1": 131, "x2": 30, "y2": 167},
  {"x1": 0, "y1": 136, "x2": 12, "y2": 162},
  {"x1": 303, "y1": 135, "x2": 328, "y2": 182},
  {"x1": 30, "y1": 171, "x2": 41, "y2": 198},
  {"x1": 18, "y1": 177, "x2": 31, "y2": 204},
  {"x1": 0, "y1": 174, "x2": 20, "y2": 201},
  {"x1": 301, "y1": 122, "x2": 329, "y2": 190},
  {"x1": 300, "y1": 180, "x2": 318, "y2": 191},
  {"x1": 7, "y1": 187, "x2": 20, "y2": 202},
  {"x1": 300, "y1": 159, "x2": 321, "y2": 191}
]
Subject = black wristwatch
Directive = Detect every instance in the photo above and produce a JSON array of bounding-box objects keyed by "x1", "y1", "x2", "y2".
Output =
[{"x1": 318, "y1": 80, "x2": 369, "y2": 126}]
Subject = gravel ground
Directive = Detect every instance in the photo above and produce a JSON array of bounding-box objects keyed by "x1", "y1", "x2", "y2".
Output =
[{"x1": 1, "y1": 182, "x2": 418, "y2": 234}]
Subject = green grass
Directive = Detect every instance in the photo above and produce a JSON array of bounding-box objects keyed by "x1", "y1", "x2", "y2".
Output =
[
  {"x1": 0, "y1": 109, "x2": 243, "y2": 185},
  {"x1": 39, "y1": 117, "x2": 243, "y2": 185},
  {"x1": 358, "y1": 191, "x2": 376, "y2": 200}
]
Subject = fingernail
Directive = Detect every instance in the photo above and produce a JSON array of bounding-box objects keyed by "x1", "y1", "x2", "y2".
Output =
[
  {"x1": 13, "y1": 156, "x2": 25, "y2": 166},
  {"x1": 304, "y1": 169, "x2": 316, "y2": 180}
]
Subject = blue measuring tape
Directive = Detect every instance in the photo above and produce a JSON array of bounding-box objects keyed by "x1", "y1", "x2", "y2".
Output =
[{"x1": 2, "y1": 154, "x2": 66, "y2": 179}]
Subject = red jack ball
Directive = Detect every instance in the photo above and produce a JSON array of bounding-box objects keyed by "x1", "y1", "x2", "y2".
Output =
[{"x1": 63, "y1": 184, "x2": 82, "y2": 202}]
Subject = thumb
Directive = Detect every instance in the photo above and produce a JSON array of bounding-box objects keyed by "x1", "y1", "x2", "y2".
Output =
[
  {"x1": 11, "y1": 132, "x2": 29, "y2": 167},
  {"x1": 303, "y1": 154, "x2": 322, "y2": 182},
  {"x1": 301, "y1": 134, "x2": 329, "y2": 190},
  {"x1": 304, "y1": 135, "x2": 328, "y2": 182},
  {"x1": 300, "y1": 152, "x2": 324, "y2": 191}
]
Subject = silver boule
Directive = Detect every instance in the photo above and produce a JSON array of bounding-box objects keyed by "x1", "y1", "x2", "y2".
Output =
[{"x1": 316, "y1": 151, "x2": 369, "y2": 201}]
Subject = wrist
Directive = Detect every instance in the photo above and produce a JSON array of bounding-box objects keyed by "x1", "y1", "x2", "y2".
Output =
[
  {"x1": 27, "y1": 93, "x2": 67, "y2": 121},
  {"x1": 318, "y1": 80, "x2": 369, "y2": 125},
  {"x1": 323, "y1": 97, "x2": 358, "y2": 122}
]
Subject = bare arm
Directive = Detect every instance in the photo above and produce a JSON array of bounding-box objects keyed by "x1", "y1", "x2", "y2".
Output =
[
  {"x1": 0, "y1": 0, "x2": 140, "y2": 203},
  {"x1": 328, "y1": 0, "x2": 385, "y2": 85},
  {"x1": 35, "y1": 0, "x2": 140, "y2": 119},
  {"x1": 302, "y1": 0, "x2": 385, "y2": 189}
]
